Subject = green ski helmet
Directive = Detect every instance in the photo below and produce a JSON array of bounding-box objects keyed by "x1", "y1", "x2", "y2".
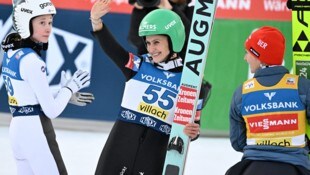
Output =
[{"x1": 138, "y1": 9, "x2": 185, "y2": 53}]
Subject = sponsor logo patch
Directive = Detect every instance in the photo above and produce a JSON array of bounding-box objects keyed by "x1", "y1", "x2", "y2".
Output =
[{"x1": 247, "y1": 113, "x2": 298, "y2": 133}]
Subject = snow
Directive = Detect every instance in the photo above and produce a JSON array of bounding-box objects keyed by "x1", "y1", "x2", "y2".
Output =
[{"x1": 0, "y1": 125, "x2": 242, "y2": 175}]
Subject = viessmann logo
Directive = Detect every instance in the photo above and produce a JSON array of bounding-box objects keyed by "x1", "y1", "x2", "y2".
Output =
[{"x1": 247, "y1": 114, "x2": 298, "y2": 133}]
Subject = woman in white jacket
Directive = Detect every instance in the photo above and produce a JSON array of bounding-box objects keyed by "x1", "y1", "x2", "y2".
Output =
[{"x1": 1, "y1": 0, "x2": 92, "y2": 174}]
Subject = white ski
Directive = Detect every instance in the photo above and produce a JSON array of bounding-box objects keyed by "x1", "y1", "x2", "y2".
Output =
[{"x1": 163, "y1": 0, "x2": 217, "y2": 174}]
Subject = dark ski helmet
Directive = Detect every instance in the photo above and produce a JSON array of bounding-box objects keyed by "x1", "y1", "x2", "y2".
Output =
[{"x1": 138, "y1": 9, "x2": 185, "y2": 53}]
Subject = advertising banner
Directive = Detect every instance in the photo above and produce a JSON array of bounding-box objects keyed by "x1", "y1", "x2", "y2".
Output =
[{"x1": 1, "y1": 0, "x2": 291, "y2": 19}]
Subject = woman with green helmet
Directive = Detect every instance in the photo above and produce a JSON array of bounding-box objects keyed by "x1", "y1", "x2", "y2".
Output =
[
  {"x1": 90, "y1": 0, "x2": 202, "y2": 174},
  {"x1": 138, "y1": 6, "x2": 186, "y2": 63}
]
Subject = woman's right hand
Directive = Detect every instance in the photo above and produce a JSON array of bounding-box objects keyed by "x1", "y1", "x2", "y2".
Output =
[{"x1": 90, "y1": 0, "x2": 111, "y2": 20}]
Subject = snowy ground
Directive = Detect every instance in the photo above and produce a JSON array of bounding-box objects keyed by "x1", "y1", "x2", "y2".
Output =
[{"x1": 0, "y1": 124, "x2": 242, "y2": 175}]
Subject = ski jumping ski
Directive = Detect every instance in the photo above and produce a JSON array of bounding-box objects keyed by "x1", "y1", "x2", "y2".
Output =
[
  {"x1": 287, "y1": 0, "x2": 310, "y2": 155},
  {"x1": 163, "y1": 0, "x2": 217, "y2": 174}
]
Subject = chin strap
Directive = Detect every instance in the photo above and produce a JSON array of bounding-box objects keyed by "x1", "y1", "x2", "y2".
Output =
[
  {"x1": 20, "y1": 38, "x2": 48, "y2": 56},
  {"x1": 155, "y1": 57, "x2": 183, "y2": 71},
  {"x1": 1, "y1": 32, "x2": 48, "y2": 56}
]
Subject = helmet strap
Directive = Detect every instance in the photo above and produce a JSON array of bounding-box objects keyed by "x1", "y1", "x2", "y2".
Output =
[
  {"x1": 2, "y1": 36, "x2": 48, "y2": 56},
  {"x1": 23, "y1": 38, "x2": 48, "y2": 56},
  {"x1": 29, "y1": 18, "x2": 34, "y2": 37},
  {"x1": 155, "y1": 57, "x2": 183, "y2": 70},
  {"x1": 162, "y1": 36, "x2": 176, "y2": 63}
]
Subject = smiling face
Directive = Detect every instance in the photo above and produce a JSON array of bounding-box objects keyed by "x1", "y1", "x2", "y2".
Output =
[
  {"x1": 30, "y1": 14, "x2": 53, "y2": 43},
  {"x1": 244, "y1": 50, "x2": 261, "y2": 73},
  {"x1": 145, "y1": 35, "x2": 170, "y2": 63}
]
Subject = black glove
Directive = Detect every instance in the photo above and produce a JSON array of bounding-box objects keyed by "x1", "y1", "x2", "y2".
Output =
[{"x1": 200, "y1": 79, "x2": 212, "y2": 109}]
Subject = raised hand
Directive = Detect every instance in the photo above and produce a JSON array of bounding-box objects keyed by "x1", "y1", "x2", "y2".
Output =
[
  {"x1": 60, "y1": 70, "x2": 94, "y2": 106},
  {"x1": 90, "y1": 0, "x2": 111, "y2": 20},
  {"x1": 65, "y1": 70, "x2": 90, "y2": 94}
]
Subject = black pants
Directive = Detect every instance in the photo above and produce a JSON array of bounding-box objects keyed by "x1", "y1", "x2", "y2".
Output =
[
  {"x1": 225, "y1": 159, "x2": 310, "y2": 175},
  {"x1": 40, "y1": 114, "x2": 67, "y2": 175},
  {"x1": 95, "y1": 120, "x2": 169, "y2": 175}
]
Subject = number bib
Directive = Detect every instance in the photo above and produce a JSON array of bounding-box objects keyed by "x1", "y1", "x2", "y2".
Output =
[
  {"x1": 2, "y1": 48, "x2": 39, "y2": 107},
  {"x1": 119, "y1": 61, "x2": 181, "y2": 134}
]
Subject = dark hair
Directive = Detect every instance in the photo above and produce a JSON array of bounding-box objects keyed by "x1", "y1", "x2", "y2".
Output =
[
  {"x1": 138, "y1": 0, "x2": 160, "y2": 7},
  {"x1": 29, "y1": 18, "x2": 34, "y2": 38},
  {"x1": 129, "y1": 0, "x2": 160, "y2": 7}
]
